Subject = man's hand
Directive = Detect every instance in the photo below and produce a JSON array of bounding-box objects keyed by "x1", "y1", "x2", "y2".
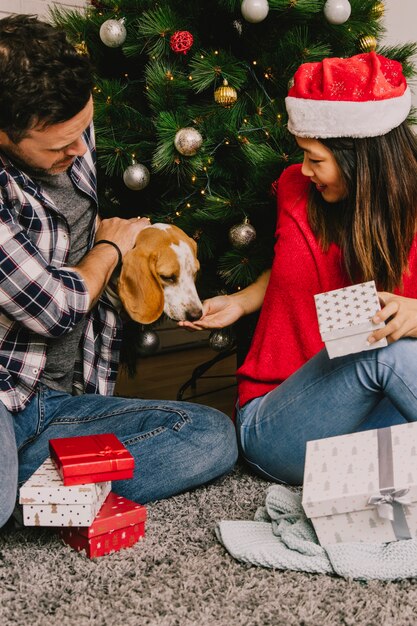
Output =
[
  {"x1": 368, "y1": 292, "x2": 417, "y2": 344},
  {"x1": 95, "y1": 216, "x2": 151, "y2": 255}
]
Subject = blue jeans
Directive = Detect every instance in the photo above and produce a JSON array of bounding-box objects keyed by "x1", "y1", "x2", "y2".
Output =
[
  {"x1": 236, "y1": 340, "x2": 417, "y2": 486},
  {"x1": 0, "y1": 384, "x2": 238, "y2": 528}
]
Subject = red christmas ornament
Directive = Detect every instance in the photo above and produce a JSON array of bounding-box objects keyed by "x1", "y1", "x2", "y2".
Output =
[{"x1": 170, "y1": 31, "x2": 194, "y2": 55}]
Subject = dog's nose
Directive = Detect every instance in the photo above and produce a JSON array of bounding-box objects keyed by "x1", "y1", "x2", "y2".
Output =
[{"x1": 185, "y1": 307, "x2": 203, "y2": 322}]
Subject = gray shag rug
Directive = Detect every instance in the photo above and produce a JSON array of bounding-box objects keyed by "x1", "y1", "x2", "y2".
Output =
[{"x1": 1, "y1": 462, "x2": 417, "y2": 626}]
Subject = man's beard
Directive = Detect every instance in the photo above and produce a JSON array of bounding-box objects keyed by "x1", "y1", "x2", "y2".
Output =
[{"x1": 0, "y1": 145, "x2": 72, "y2": 177}]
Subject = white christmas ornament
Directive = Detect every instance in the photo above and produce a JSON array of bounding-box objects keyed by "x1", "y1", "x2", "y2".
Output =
[
  {"x1": 323, "y1": 0, "x2": 351, "y2": 25},
  {"x1": 174, "y1": 128, "x2": 203, "y2": 156},
  {"x1": 123, "y1": 163, "x2": 150, "y2": 191},
  {"x1": 241, "y1": 0, "x2": 269, "y2": 24},
  {"x1": 99, "y1": 18, "x2": 127, "y2": 48}
]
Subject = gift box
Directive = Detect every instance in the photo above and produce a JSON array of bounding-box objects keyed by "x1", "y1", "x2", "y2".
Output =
[
  {"x1": 19, "y1": 458, "x2": 111, "y2": 527},
  {"x1": 59, "y1": 492, "x2": 147, "y2": 558},
  {"x1": 49, "y1": 433, "x2": 134, "y2": 486},
  {"x1": 314, "y1": 281, "x2": 387, "y2": 359},
  {"x1": 302, "y1": 423, "x2": 417, "y2": 545}
]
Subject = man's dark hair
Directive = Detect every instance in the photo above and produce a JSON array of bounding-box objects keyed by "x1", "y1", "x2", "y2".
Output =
[{"x1": 0, "y1": 14, "x2": 94, "y2": 141}]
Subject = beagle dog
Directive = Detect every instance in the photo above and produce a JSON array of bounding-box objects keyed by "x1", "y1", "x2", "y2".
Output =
[{"x1": 118, "y1": 223, "x2": 203, "y2": 325}]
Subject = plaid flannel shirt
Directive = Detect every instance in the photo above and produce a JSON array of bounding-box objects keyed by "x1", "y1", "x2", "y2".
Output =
[{"x1": 0, "y1": 123, "x2": 122, "y2": 413}]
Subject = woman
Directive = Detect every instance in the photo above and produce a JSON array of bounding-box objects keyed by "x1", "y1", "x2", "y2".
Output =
[{"x1": 180, "y1": 51, "x2": 417, "y2": 485}]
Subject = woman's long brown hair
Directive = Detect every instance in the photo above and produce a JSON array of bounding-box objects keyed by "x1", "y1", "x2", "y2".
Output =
[{"x1": 307, "y1": 122, "x2": 417, "y2": 292}]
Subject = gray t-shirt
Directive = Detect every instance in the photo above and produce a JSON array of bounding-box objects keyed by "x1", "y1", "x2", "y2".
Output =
[{"x1": 33, "y1": 170, "x2": 95, "y2": 393}]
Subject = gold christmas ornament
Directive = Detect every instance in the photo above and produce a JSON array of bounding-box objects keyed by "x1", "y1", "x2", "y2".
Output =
[
  {"x1": 370, "y1": 1, "x2": 385, "y2": 19},
  {"x1": 74, "y1": 41, "x2": 88, "y2": 56},
  {"x1": 214, "y1": 80, "x2": 238, "y2": 108},
  {"x1": 358, "y1": 34, "x2": 377, "y2": 53}
]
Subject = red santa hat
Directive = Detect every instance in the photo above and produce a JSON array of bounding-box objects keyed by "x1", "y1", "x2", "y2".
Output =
[{"x1": 285, "y1": 51, "x2": 411, "y2": 138}]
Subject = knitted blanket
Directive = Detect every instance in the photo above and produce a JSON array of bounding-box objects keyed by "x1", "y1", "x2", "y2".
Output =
[{"x1": 216, "y1": 485, "x2": 417, "y2": 580}]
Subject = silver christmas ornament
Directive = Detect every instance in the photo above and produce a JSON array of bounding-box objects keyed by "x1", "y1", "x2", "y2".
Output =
[
  {"x1": 241, "y1": 0, "x2": 269, "y2": 24},
  {"x1": 174, "y1": 127, "x2": 203, "y2": 156},
  {"x1": 229, "y1": 219, "x2": 257, "y2": 249},
  {"x1": 209, "y1": 328, "x2": 235, "y2": 352},
  {"x1": 323, "y1": 0, "x2": 352, "y2": 25},
  {"x1": 137, "y1": 329, "x2": 160, "y2": 356},
  {"x1": 99, "y1": 18, "x2": 127, "y2": 48},
  {"x1": 123, "y1": 163, "x2": 150, "y2": 191}
]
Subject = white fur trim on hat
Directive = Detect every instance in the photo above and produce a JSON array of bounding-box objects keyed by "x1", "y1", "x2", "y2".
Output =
[{"x1": 285, "y1": 87, "x2": 411, "y2": 138}]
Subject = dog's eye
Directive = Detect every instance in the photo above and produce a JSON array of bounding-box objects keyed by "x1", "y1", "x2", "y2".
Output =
[{"x1": 160, "y1": 275, "x2": 177, "y2": 284}]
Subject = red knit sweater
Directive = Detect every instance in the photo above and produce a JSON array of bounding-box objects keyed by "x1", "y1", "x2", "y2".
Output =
[{"x1": 236, "y1": 164, "x2": 417, "y2": 407}]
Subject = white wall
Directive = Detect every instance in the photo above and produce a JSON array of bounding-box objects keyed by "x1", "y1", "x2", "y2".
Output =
[
  {"x1": 0, "y1": 0, "x2": 87, "y2": 20},
  {"x1": 383, "y1": 0, "x2": 417, "y2": 106}
]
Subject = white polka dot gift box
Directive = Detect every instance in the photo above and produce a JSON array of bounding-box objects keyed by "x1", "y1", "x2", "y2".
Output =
[
  {"x1": 314, "y1": 280, "x2": 387, "y2": 359},
  {"x1": 19, "y1": 458, "x2": 111, "y2": 527},
  {"x1": 302, "y1": 423, "x2": 417, "y2": 545}
]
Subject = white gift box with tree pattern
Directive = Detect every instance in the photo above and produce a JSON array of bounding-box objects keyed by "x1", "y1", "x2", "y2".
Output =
[
  {"x1": 314, "y1": 281, "x2": 387, "y2": 359},
  {"x1": 302, "y1": 423, "x2": 417, "y2": 545}
]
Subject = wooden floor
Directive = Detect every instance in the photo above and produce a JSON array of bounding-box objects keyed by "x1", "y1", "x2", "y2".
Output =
[{"x1": 115, "y1": 344, "x2": 238, "y2": 417}]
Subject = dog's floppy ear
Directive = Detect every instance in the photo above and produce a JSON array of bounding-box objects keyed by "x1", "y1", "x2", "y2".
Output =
[{"x1": 118, "y1": 240, "x2": 164, "y2": 325}]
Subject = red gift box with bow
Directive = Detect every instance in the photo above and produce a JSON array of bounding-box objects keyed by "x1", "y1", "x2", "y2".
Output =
[
  {"x1": 59, "y1": 492, "x2": 147, "y2": 558},
  {"x1": 49, "y1": 433, "x2": 134, "y2": 486}
]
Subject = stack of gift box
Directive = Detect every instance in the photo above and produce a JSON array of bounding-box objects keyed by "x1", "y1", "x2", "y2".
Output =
[
  {"x1": 301, "y1": 281, "x2": 417, "y2": 546},
  {"x1": 19, "y1": 433, "x2": 147, "y2": 558}
]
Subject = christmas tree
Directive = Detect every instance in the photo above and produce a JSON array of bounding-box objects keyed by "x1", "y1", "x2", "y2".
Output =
[{"x1": 52, "y1": 0, "x2": 415, "y2": 356}]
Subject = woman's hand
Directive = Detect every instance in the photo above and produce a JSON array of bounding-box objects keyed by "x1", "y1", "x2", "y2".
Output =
[
  {"x1": 179, "y1": 269, "x2": 271, "y2": 331},
  {"x1": 178, "y1": 295, "x2": 245, "y2": 331},
  {"x1": 368, "y1": 292, "x2": 417, "y2": 344}
]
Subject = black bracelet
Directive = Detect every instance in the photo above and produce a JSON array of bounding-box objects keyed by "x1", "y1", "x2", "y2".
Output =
[{"x1": 94, "y1": 239, "x2": 123, "y2": 269}]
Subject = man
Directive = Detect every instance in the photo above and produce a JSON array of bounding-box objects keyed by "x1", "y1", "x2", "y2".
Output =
[{"x1": 0, "y1": 14, "x2": 237, "y2": 528}]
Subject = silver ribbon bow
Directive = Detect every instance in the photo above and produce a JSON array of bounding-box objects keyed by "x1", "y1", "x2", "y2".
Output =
[{"x1": 368, "y1": 488, "x2": 411, "y2": 521}]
